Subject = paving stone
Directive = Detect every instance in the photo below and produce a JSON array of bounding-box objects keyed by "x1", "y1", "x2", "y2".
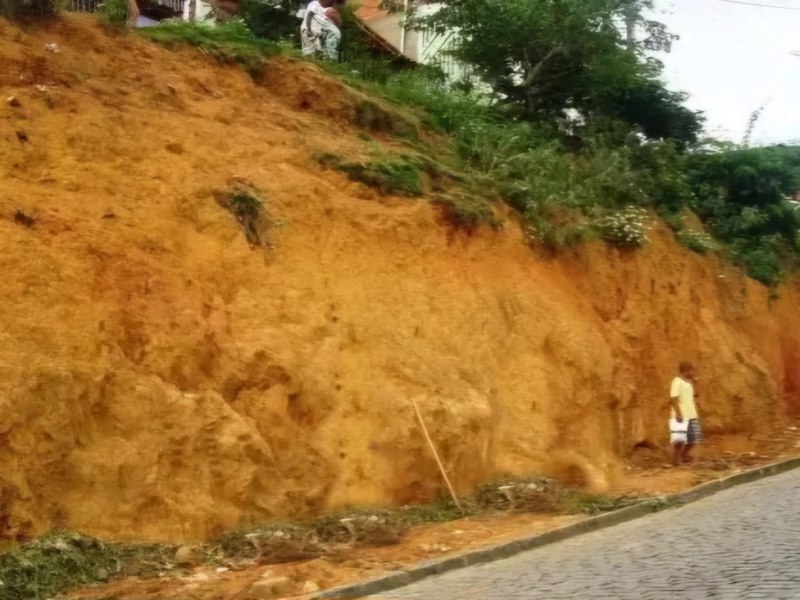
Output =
[{"x1": 379, "y1": 469, "x2": 800, "y2": 600}]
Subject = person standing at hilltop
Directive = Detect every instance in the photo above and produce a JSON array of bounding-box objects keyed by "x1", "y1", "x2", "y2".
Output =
[
  {"x1": 300, "y1": 0, "x2": 343, "y2": 61},
  {"x1": 670, "y1": 362, "x2": 702, "y2": 466}
]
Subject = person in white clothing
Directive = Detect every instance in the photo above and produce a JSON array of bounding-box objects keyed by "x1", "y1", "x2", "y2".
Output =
[
  {"x1": 300, "y1": 0, "x2": 342, "y2": 61},
  {"x1": 669, "y1": 361, "x2": 702, "y2": 466}
]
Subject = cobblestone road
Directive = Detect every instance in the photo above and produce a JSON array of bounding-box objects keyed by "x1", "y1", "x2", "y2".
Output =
[{"x1": 380, "y1": 468, "x2": 800, "y2": 599}]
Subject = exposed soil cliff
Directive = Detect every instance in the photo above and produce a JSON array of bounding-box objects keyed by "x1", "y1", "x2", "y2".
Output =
[{"x1": 1, "y1": 15, "x2": 798, "y2": 542}]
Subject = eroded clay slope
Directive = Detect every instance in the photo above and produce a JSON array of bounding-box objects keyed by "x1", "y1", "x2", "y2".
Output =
[{"x1": 1, "y1": 15, "x2": 798, "y2": 542}]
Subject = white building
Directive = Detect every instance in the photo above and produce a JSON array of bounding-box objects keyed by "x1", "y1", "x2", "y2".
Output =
[{"x1": 356, "y1": 0, "x2": 468, "y2": 82}]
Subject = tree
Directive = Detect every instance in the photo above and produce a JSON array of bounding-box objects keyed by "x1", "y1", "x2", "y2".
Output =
[
  {"x1": 238, "y1": 0, "x2": 302, "y2": 40},
  {"x1": 126, "y1": 0, "x2": 139, "y2": 27},
  {"x1": 422, "y1": 0, "x2": 701, "y2": 144},
  {"x1": 0, "y1": 0, "x2": 58, "y2": 16},
  {"x1": 596, "y1": 78, "x2": 704, "y2": 147}
]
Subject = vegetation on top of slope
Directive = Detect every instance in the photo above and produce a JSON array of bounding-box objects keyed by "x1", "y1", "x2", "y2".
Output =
[
  {"x1": 686, "y1": 145, "x2": 800, "y2": 285},
  {"x1": 0, "y1": 0, "x2": 55, "y2": 18},
  {"x1": 139, "y1": 20, "x2": 279, "y2": 74},
  {"x1": 10, "y1": 0, "x2": 800, "y2": 284},
  {"x1": 140, "y1": 11, "x2": 800, "y2": 284},
  {"x1": 314, "y1": 150, "x2": 429, "y2": 197}
]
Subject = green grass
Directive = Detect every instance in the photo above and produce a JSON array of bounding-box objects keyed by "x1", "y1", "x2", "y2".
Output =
[
  {"x1": 432, "y1": 192, "x2": 501, "y2": 232},
  {"x1": 229, "y1": 189, "x2": 264, "y2": 221},
  {"x1": 677, "y1": 231, "x2": 716, "y2": 255},
  {"x1": 400, "y1": 495, "x2": 477, "y2": 525},
  {"x1": 314, "y1": 151, "x2": 427, "y2": 197},
  {"x1": 133, "y1": 16, "x2": 800, "y2": 285},
  {"x1": 0, "y1": 533, "x2": 172, "y2": 600},
  {"x1": 139, "y1": 21, "x2": 279, "y2": 75},
  {"x1": 99, "y1": 0, "x2": 126, "y2": 26},
  {"x1": 3, "y1": 481, "x2": 648, "y2": 598},
  {"x1": 563, "y1": 492, "x2": 641, "y2": 515},
  {"x1": 213, "y1": 182, "x2": 268, "y2": 246}
]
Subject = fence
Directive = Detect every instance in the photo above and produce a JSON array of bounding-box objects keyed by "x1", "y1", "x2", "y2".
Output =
[
  {"x1": 418, "y1": 26, "x2": 465, "y2": 82},
  {"x1": 66, "y1": 0, "x2": 100, "y2": 12},
  {"x1": 65, "y1": 0, "x2": 185, "y2": 16}
]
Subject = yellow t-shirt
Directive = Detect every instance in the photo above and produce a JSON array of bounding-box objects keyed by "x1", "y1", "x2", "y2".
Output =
[{"x1": 670, "y1": 376, "x2": 697, "y2": 420}]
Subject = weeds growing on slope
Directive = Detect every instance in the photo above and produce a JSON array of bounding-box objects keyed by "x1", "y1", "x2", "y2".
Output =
[
  {"x1": 677, "y1": 231, "x2": 716, "y2": 254},
  {"x1": 314, "y1": 150, "x2": 427, "y2": 196},
  {"x1": 99, "y1": 0, "x2": 127, "y2": 25},
  {"x1": 1, "y1": 479, "x2": 646, "y2": 598},
  {"x1": 213, "y1": 181, "x2": 269, "y2": 246},
  {"x1": 140, "y1": 21, "x2": 278, "y2": 75},
  {"x1": 0, "y1": 533, "x2": 172, "y2": 600},
  {"x1": 139, "y1": 14, "x2": 800, "y2": 285}
]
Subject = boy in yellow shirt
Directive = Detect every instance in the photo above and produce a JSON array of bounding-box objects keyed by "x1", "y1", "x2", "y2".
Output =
[{"x1": 670, "y1": 361, "x2": 702, "y2": 466}]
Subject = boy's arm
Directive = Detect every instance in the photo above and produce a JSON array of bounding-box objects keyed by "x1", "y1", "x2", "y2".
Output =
[
  {"x1": 670, "y1": 397, "x2": 683, "y2": 422},
  {"x1": 325, "y1": 7, "x2": 342, "y2": 25},
  {"x1": 669, "y1": 377, "x2": 683, "y2": 422}
]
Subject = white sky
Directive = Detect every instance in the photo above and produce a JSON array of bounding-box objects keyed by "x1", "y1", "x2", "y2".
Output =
[{"x1": 655, "y1": 0, "x2": 800, "y2": 145}]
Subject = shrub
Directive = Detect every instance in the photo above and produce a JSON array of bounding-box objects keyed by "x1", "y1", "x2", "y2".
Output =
[
  {"x1": 732, "y1": 242, "x2": 785, "y2": 286},
  {"x1": 99, "y1": 0, "x2": 126, "y2": 25},
  {"x1": 593, "y1": 206, "x2": 650, "y2": 248},
  {"x1": 0, "y1": 0, "x2": 57, "y2": 17},
  {"x1": 229, "y1": 189, "x2": 264, "y2": 221},
  {"x1": 0, "y1": 533, "x2": 172, "y2": 600},
  {"x1": 432, "y1": 191, "x2": 501, "y2": 232},
  {"x1": 678, "y1": 231, "x2": 716, "y2": 254},
  {"x1": 660, "y1": 209, "x2": 684, "y2": 232},
  {"x1": 212, "y1": 182, "x2": 268, "y2": 246},
  {"x1": 314, "y1": 151, "x2": 426, "y2": 196},
  {"x1": 140, "y1": 21, "x2": 277, "y2": 75},
  {"x1": 238, "y1": 0, "x2": 300, "y2": 41}
]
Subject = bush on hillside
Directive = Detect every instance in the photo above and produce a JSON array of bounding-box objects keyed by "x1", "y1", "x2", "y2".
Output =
[
  {"x1": 100, "y1": 0, "x2": 127, "y2": 25},
  {"x1": 238, "y1": 0, "x2": 299, "y2": 41},
  {"x1": 594, "y1": 206, "x2": 650, "y2": 248},
  {"x1": 314, "y1": 151, "x2": 427, "y2": 196},
  {"x1": 138, "y1": 0, "x2": 800, "y2": 285},
  {"x1": 0, "y1": 0, "x2": 57, "y2": 17},
  {"x1": 677, "y1": 231, "x2": 716, "y2": 254}
]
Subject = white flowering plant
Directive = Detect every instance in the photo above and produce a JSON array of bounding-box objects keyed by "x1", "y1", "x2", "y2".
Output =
[{"x1": 593, "y1": 206, "x2": 651, "y2": 248}]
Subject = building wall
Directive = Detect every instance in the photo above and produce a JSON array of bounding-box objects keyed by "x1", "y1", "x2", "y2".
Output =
[{"x1": 182, "y1": 0, "x2": 213, "y2": 23}]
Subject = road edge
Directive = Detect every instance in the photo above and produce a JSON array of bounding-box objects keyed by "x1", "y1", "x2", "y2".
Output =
[{"x1": 314, "y1": 455, "x2": 800, "y2": 599}]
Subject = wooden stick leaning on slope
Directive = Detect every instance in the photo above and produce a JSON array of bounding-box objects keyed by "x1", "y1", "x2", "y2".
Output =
[{"x1": 411, "y1": 397, "x2": 465, "y2": 515}]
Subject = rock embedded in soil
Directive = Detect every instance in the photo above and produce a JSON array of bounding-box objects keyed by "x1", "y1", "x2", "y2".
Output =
[
  {"x1": 250, "y1": 575, "x2": 293, "y2": 599},
  {"x1": 174, "y1": 545, "x2": 201, "y2": 568}
]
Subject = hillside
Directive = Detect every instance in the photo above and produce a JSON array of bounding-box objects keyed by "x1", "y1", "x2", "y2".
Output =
[{"x1": 1, "y1": 14, "x2": 799, "y2": 550}]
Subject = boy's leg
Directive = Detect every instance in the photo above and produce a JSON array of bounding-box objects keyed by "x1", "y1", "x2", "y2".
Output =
[
  {"x1": 672, "y1": 442, "x2": 684, "y2": 466},
  {"x1": 682, "y1": 419, "x2": 700, "y2": 463},
  {"x1": 681, "y1": 443, "x2": 695, "y2": 463},
  {"x1": 301, "y1": 30, "x2": 322, "y2": 56},
  {"x1": 323, "y1": 31, "x2": 340, "y2": 60}
]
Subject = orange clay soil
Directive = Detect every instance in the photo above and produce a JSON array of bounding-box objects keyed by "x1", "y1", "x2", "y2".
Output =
[{"x1": 2, "y1": 8, "x2": 800, "y2": 566}]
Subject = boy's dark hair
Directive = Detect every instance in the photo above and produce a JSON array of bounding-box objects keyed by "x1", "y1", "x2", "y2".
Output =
[{"x1": 679, "y1": 361, "x2": 694, "y2": 374}]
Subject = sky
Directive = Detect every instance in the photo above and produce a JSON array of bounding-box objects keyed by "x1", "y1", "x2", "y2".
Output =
[{"x1": 655, "y1": 0, "x2": 800, "y2": 145}]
